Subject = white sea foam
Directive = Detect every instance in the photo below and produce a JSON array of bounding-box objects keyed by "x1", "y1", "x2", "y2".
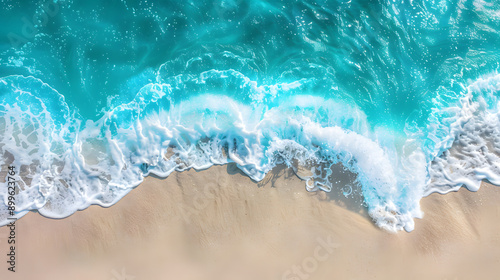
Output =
[
  {"x1": 427, "y1": 74, "x2": 500, "y2": 194},
  {"x1": 1, "y1": 73, "x2": 499, "y2": 232}
]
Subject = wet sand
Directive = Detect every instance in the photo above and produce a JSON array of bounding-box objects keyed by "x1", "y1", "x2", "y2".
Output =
[{"x1": 1, "y1": 164, "x2": 499, "y2": 280}]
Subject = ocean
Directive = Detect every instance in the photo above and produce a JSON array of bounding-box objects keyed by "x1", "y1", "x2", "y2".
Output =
[{"x1": 1, "y1": 0, "x2": 499, "y2": 231}]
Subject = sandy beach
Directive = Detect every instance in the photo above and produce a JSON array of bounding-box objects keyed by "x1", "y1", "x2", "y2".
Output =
[{"x1": 1, "y1": 164, "x2": 500, "y2": 280}]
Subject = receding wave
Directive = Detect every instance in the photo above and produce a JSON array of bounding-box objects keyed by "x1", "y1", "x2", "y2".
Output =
[{"x1": 1, "y1": 71, "x2": 499, "y2": 231}]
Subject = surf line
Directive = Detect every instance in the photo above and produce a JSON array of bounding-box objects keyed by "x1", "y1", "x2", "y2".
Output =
[{"x1": 6, "y1": 165, "x2": 17, "y2": 273}]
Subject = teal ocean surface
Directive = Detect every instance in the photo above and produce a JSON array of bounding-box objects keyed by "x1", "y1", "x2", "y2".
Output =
[{"x1": 1, "y1": 0, "x2": 500, "y2": 231}]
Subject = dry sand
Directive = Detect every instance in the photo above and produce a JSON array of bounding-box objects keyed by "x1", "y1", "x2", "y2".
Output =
[{"x1": 1, "y1": 164, "x2": 500, "y2": 280}]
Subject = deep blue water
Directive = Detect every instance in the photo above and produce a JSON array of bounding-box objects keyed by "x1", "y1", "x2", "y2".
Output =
[{"x1": 1, "y1": 0, "x2": 500, "y2": 231}]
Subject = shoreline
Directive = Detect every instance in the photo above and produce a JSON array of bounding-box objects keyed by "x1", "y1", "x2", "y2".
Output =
[{"x1": 1, "y1": 164, "x2": 500, "y2": 279}]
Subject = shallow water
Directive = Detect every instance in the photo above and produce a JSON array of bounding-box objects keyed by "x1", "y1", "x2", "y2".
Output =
[{"x1": 1, "y1": 0, "x2": 500, "y2": 231}]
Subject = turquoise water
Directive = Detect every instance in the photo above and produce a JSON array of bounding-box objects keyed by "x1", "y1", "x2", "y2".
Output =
[{"x1": 1, "y1": 0, "x2": 500, "y2": 231}]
